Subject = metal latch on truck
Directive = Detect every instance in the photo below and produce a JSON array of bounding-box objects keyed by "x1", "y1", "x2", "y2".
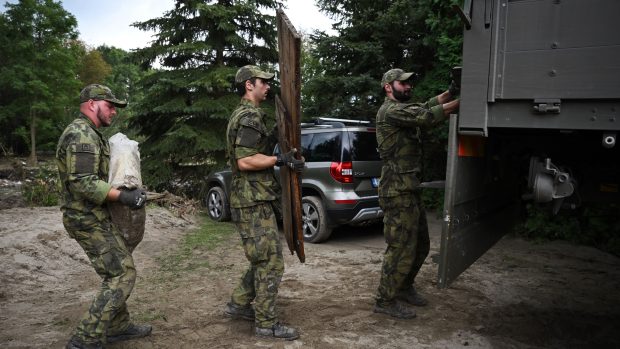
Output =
[{"x1": 533, "y1": 99, "x2": 561, "y2": 114}]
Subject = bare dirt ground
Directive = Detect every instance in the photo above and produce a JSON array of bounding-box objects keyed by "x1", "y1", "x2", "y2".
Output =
[{"x1": 1, "y1": 205, "x2": 619, "y2": 349}]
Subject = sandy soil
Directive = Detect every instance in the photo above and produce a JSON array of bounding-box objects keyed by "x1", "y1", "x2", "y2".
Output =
[{"x1": 1, "y1": 206, "x2": 619, "y2": 349}]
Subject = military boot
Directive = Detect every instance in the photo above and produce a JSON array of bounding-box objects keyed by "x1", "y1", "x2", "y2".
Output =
[
  {"x1": 255, "y1": 322, "x2": 300, "y2": 340},
  {"x1": 65, "y1": 336, "x2": 103, "y2": 349},
  {"x1": 224, "y1": 302, "x2": 255, "y2": 321},
  {"x1": 373, "y1": 301, "x2": 416, "y2": 319},
  {"x1": 106, "y1": 323, "x2": 152, "y2": 343},
  {"x1": 396, "y1": 287, "x2": 429, "y2": 306}
]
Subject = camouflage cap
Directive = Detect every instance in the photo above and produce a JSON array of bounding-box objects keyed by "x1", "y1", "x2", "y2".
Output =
[
  {"x1": 79, "y1": 84, "x2": 127, "y2": 108},
  {"x1": 381, "y1": 68, "x2": 414, "y2": 86},
  {"x1": 235, "y1": 65, "x2": 275, "y2": 84}
]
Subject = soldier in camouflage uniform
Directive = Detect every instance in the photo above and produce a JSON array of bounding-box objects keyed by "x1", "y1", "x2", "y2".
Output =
[
  {"x1": 374, "y1": 69, "x2": 459, "y2": 319},
  {"x1": 57, "y1": 84, "x2": 150, "y2": 349},
  {"x1": 223, "y1": 65, "x2": 304, "y2": 340}
]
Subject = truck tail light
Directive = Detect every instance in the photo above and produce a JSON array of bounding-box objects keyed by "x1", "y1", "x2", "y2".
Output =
[{"x1": 330, "y1": 161, "x2": 353, "y2": 183}]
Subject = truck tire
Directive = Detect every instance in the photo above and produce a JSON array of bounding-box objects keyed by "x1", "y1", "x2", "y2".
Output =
[
  {"x1": 205, "y1": 186, "x2": 230, "y2": 222},
  {"x1": 302, "y1": 196, "x2": 333, "y2": 243}
]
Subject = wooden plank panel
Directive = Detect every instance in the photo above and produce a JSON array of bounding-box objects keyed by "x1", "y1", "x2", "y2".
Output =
[
  {"x1": 276, "y1": 10, "x2": 304, "y2": 263},
  {"x1": 275, "y1": 96, "x2": 294, "y2": 256}
]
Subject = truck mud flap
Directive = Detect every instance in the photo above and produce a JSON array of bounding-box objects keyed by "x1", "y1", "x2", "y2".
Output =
[{"x1": 438, "y1": 116, "x2": 520, "y2": 288}]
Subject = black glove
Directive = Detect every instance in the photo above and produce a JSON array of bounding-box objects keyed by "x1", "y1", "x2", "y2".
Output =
[
  {"x1": 276, "y1": 148, "x2": 305, "y2": 172},
  {"x1": 449, "y1": 80, "x2": 460, "y2": 96},
  {"x1": 118, "y1": 188, "x2": 147, "y2": 209}
]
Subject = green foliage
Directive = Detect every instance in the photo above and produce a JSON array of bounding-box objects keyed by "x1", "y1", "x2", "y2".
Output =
[
  {"x1": 96, "y1": 45, "x2": 148, "y2": 141},
  {"x1": 575, "y1": 204, "x2": 620, "y2": 256},
  {"x1": 304, "y1": 0, "x2": 462, "y2": 184},
  {"x1": 79, "y1": 50, "x2": 112, "y2": 85},
  {"x1": 0, "y1": 0, "x2": 82, "y2": 155},
  {"x1": 517, "y1": 204, "x2": 620, "y2": 256},
  {"x1": 305, "y1": 0, "x2": 462, "y2": 121},
  {"x1": 130, "y1": 0, "x2": 284, "y2": 192},
  {"x1": 21, "y1": 165, "x2": 59, "y2": 206},
  {"x1": 421, "y1": 188, "x2": 444, "y2": 211},
  {"x1": 98, "y1": 45, "x2": 145, "y2": 104},
  {"x1": 517, "y1": 204, "x2": 581, "y2": 241}
]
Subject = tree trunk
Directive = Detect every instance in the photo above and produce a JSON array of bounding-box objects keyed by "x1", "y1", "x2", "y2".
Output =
[{"x1": 28, "y1": 108, "x2": 37, "y2": 167}]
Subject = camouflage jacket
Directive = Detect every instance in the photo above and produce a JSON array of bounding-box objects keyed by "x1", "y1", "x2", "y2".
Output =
[
  {"x1": 226, "y1": 98, "x2": 280, "y2": 208},
  {"x1": 375, "y1": 97, "x2": 445, "y2": 197},
  {"x1": 56, "y1": 114, "x2": 112, "y2": 221}
]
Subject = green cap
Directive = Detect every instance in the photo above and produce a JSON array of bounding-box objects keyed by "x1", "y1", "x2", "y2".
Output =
[
  {"x1": 235, "y1": 65, "x2": 275, "y2": 84},
  {"x1": 79, "y1": 84, "x2": 127, "y2": 108},
  {"x1": 381, "y1": 68, "x2": 414, "y2": 86}
]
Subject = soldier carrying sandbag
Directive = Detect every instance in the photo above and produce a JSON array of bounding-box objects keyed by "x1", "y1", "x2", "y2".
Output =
[{"x1": 56, "y1": 84, "x2": 150, "y2": 349}]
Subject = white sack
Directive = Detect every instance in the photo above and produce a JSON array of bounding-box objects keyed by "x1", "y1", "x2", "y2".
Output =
[
  {"x1": 108, "y1": 133, "x2": 146, "y2": 252},
  {"x1": 108, "y1": 133, "x2": 142, "y2": 189}
]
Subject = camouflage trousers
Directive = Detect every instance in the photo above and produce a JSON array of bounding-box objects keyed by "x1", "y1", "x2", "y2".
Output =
[
  {"x1": 376, "y1": 193, "x2": 430, "y2": 305},
  {"x1": 230, "y1": 202, "x2": 284, "y2": 328},
  {"x1": 63, "y1": 211, "x2": 136, "y2": 343}
]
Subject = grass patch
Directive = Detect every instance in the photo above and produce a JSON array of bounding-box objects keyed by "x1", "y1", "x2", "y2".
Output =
[
  {"x1": 155, "y1": 215, "x2": 236, "y2": 278},
  {"x1": 131, "y1": 310, "x2": 168, "y2": 323}
]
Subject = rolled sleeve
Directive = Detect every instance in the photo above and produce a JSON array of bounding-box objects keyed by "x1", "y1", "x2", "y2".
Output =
[
  {"x1": 384, "y1": 101, "x2": 447, "y2": 128},
  {"x1": 426, "y1": 96, "x2": 440, "y2": 108},
  {"x1": 235, "y1": 145, "x2": 259, "y2": 160},
  {"x1": 429, "y1": 104, "x2": 446, "y2": 122}
]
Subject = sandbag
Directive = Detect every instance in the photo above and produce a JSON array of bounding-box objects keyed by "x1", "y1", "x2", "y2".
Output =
[
  {"x1": 108, "y1": 201, "x2": 145, "y2": 253},
  {"x1": 108, "y1": 133, "x2": 142, "y2": 189},
  {"x1": 108, "y1": 133, "x2": 146, "y2": 252}
]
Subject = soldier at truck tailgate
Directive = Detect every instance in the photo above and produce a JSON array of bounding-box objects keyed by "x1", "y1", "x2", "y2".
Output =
[
  {"x1": 223, "y1": 65, "x2": 304, "y2": 340},
  {"x1": 374, "y1": 69, "x2": 459, "y2": 319},
  {"x1": 56, "y1": 84, "x2": 150, "y2": 349}
]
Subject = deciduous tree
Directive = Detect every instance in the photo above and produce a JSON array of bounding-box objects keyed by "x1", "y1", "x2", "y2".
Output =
[
  {"x1": 79, "y1": 49, "x2": 112, "y2": 86},
  {"x1": 0, "y1": 0, "x2": 81, "y2": 164}
]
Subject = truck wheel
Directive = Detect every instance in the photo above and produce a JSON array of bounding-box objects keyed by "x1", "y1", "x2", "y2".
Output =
[
  {"x1": 205, "y1": 186, "x2": 230, "y2": 222},
  {"x1": 302, "y1": 196, "x2": 332, "y2": 243}
]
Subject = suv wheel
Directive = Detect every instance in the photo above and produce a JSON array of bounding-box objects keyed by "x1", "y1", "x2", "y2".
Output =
[
  {"x1": 302, "y1": 196, "x2": 333, "y2": 243},
  {"x1": 206, "y1": 186, "x2": 230, "y2": 221}
]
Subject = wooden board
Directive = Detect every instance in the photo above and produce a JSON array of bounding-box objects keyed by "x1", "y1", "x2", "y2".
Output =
[{"x1": 276, "y1": 10, "x2": 304, "y2": 263}]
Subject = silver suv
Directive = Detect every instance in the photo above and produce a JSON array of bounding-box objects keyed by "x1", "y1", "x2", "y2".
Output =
[{"x1": 205, "y1": 118, "x2": 383, "y2": 242}]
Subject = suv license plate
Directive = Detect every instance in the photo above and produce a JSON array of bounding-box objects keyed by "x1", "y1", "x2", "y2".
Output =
[{"x1": 371, "y1": 177, "x2": 380, "y2": 188}]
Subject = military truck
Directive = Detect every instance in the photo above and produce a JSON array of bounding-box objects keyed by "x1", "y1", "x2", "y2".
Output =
[{"x1": 439, "y1": 0, "x2": 620, "y2": 287}]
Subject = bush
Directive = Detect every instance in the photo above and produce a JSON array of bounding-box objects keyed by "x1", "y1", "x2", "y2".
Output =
[
  {"x1": 516, "y1": 203, "x2": 620, "y2": 257},
  {"x1": 516, "y1": 204, "x2": 581, "y2": 241},
  {"x1": 22, "y1": 166, "x2": 59, "y2": 207},
  {"x1": 421, "y1": 188, "x2": 444, "y2": 212},
  {"x1": 577, "y1": 203, "x2": 620, "y2": 256}
]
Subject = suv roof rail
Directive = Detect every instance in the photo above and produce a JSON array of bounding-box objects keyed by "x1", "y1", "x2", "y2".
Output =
[
  {"x1": 300, "y1": 123, "x2": 334, "y2": 128},
  {"x1": 316, "y1": 117, "x2": 371, "y2": 125},
  {"x1": 300, "y1": 117, "x2": 373, "y2": 129}
]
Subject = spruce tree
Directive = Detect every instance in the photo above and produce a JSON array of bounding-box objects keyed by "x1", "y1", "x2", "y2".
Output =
[
  {"x1": 131, "y1": 0, "x2": 283, "y2": 192},
  {"x1": 305, "y1": 0, "x2": 462, "y2": 120}
]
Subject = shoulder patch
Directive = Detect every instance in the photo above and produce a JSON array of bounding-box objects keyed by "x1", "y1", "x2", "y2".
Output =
[
  {"x1": 236, "y1": 125, "x2": 262, "y2": 148},
  {"x1": 71, "y1": 142, "x2": 98, "y2": 174},
  {"x1": 239, "y1": 115, "x2": 260, "y2": 130}
]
